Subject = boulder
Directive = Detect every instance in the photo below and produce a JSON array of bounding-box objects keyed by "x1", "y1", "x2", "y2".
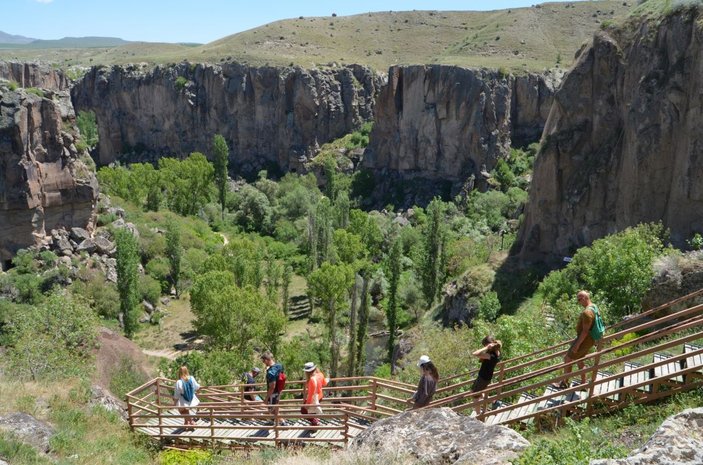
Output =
[
  {"x1": 591, "y1": 408, "x2": 703, "y2": 465},
  {"x1": 94, "y1": 236, "x2": 115, "y2": 255},
  {"x1": 76, "y1": 238, "x2": 97, "y2": 254},
  {"x1": 89, "y1": 385, "x2": 128, "y2": 421},
  {"x1": 0, "y1": 412, "x2": 55, "y2": 453},
  {"x1": 70, "y1": 227, "x2": 91, "y2": 243},
  {"x1": 351, "y1": 407, "x2": 529, "y2": 465}
]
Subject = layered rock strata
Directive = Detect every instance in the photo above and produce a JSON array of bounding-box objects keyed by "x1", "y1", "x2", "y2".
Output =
[
  {"x1": 71, "y1": 62, "x2": 381, "y2": 172},
  {"x1": 0, "y1": 61, "x2": 70, "y2": 91},
  {"x1": 0, "y1": 87, "x2": 98, "y2": 268},
  {"x1": 515, "y1": 9, "x2": 703, "y2": 263},
  {"x1": 362, "y1": 65, "x2": 558, "y2": 204}
]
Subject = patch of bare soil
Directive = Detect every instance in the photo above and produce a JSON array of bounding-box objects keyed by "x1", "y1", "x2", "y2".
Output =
[{"x1": 94, "y1": 327, "x2": 155, "y2": 390}]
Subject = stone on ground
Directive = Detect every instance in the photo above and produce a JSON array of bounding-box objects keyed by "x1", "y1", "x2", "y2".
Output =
[{"x1": 0, "y1": 412, "x2": 55, "y2": 453}]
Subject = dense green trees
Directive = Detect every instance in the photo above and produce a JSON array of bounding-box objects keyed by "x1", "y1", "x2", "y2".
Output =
[
  {"x1": 212, "y1": 134, "x2": 229, "y2": 218},
  {"x1": 76, "y1": 110, "x2": 99, "y2": 151},
  {"x1": 116, "y1": 229, "x2": 140, "y2": 338},
  {"x1": 421, "y1": 198, "x2": 447, "y2": 308}
]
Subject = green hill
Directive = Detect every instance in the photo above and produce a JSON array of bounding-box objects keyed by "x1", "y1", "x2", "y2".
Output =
[{"x1": 0, "y1": 1, "x2": 632, "y2": 71}]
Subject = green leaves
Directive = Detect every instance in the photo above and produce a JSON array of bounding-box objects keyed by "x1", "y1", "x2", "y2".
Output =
[{"x1": 115, "y1": 228, "x2": 140, "y2": 338}]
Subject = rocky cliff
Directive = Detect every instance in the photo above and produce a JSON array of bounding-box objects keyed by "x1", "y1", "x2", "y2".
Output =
[
  {"x1": 71, "y1": 62, "x2": 381, "y2": 172},
  {"x1": 0, "y1": 61, "x2": 70, "y2": 91},
  {"x1": 0, "y1": 86, "x2": 98, "y2": 268},
  {"x1": 515, "y1": 7, "x2": 703, "y2": 263},
  {"x1": 362, "y1": 65, "x2": 559, "y2": 204}
]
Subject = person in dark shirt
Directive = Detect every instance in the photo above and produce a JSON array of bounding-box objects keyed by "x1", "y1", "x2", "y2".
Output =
[
  {"x1": 407, "y1": 355, "x2": 439, "y2": 409},
  {"x1": 470, "y1": 336, "x2": 502, "y2": 416},
  {"x1": 261, "y1": 351, "x2": 285, "y2": 424},
  {"x1": 243, "y1": 367, "x2": 262, "y2": 402}
]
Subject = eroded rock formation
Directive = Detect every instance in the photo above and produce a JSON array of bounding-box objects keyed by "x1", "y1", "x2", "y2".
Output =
[
  {"x1": 71, "y1": 62, "x2": 381, "y2": 173},
  {"x1": 0, "y1": 61, "x2": 70, "y2": 91},
  {"x1": 591, "y1": 407, "x2": 703, "y2": 465},
  {"x1": 0, "y1": 87, "x2": 98, "y2": 268},
  {"x1": 515, "y1": 8, "x2": 703, "y2": 264},
  {"x1": 351, "y1": 407, "x2": 530, "y2": 465},
  {"x1": 362, "y1": 65, "x2": 558, "y2": 204}
]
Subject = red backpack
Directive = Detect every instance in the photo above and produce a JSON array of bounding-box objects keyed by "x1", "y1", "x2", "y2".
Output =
[{"x1": 275, "y1": 370, "x2": 287, "y2": 393}]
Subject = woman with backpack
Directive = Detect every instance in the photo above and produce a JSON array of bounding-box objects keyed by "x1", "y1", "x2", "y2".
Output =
[
  {"x1": 470, "y1": 336, "x2": 502, "y2": 416},
  {"x1": 407, "y1": 355, "x2": 439, "y2": 409},
  {"x1": 173, "y1": 365, "x2": 200, "y2": 430}
]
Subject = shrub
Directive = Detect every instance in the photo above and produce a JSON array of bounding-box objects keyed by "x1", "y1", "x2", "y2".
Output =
[
  {"x1": 159, "y1": 449, "x2": 213, "y2": 465},
  {"x1": 540, "y1": 223, "x2": 669, "y2": 318},
  {"x1": 138, "y1": 274, "x2": 161, "y2": 307},
  {"x1": 71, "y1": 273, "x2": 120, "y2": 319},
  {"x1": 7, "y1": 80, "x2": 18, "y2": 91},
  {"x1": 479, "y1": 290, "x2": 501, "y2": 322},
  {"x1": 175, "y1": 76, "x2": 188, "y2": 91},
  {"x1": 76, "y1": 110, "x2": 99, "y2": 150},
  {"x1": 25, "y1": 87, "x2": 44, "y2": 98}
]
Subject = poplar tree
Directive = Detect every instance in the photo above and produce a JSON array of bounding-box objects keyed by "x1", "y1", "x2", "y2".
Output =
[
  {"x1": 116, "y1": 229, "x2": 140, "y2": 338},
  {"x1": 212, "y1": 134, "x2": 229, "y2": 219}
]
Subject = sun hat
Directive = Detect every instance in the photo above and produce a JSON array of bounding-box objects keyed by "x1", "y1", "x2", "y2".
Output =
[
  {"x1": 252, "y1": 367, "x2": 261, "y2": 374},
  {"x1": 303, "y1": 362, "x2": 317, "y2": 372},
  {"x1": 417, "y1": 355, "x2": 431, "y2": 367}
]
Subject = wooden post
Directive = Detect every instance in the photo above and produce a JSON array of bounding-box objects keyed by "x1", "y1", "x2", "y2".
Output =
[
  {"x1": 586, "y1": 341, "x2": 603, "y2": 417},
  {"x1": 274, "y1": 409, "x2": 280, "y2": 448},
  {"x1": 209, "y1": 407, "x2": 215, "y2": 448},
  {"x1": 127, "y1": 400, "x2": 134, "y2": 430},
  {"x1": 155, "y1": 378, "x2": 160, "y2": 406},
  {"x1": 497, "y1": 365, "x2": 506, "y2": 396},
  {"x1": 343, "y1": 411, "x2": 350, "y2": 447},
  {"x1": 158, "y1": 405, "x2": 163, "y2": 440},
  {"x1": 239, "y1": 384, "x2": 245, "y2": 405},
  {"x1": 370, "y1": 379, "x2": 378, "y2": 411}
]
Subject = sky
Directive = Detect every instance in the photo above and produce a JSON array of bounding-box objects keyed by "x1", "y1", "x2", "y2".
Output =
[{"x1": 4, "y1": 0, "x2": 586, "y2": 44}]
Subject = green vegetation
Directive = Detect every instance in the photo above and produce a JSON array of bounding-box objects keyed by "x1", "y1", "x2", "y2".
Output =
[
  {"x1": 0, "y1": 2, "x2": 632, "y2": 71},
  {"x1": 25, "y1": 87, "x2": 44, "y2": 98},
  {"x1": 116, "y1": 228, "x2": 141, "y2": 338},
  {"x1": 175, "y1": 75, "x2": 188, "y2": 90},
  {"x1": 76, "y1": 110, "x2": 99, "y2": 151}
]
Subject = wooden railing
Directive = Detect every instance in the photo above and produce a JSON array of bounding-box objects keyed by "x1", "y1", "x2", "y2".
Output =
[{"x1": 126, "y1": 288, "x2": 703, "y2": 446}]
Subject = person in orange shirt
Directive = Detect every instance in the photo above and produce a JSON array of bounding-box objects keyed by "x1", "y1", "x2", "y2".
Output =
[{"x1": 302, "y1": 362, "x2": 324, "y2": 428}]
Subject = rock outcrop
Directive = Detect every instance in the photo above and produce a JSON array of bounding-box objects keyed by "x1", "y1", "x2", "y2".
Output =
[
  {"x1": 71, "y1": 62, "x2": 381, "y2": 172},
  {"x1": 591, "y1": 407, "x2": 703, "y2": 465},
  {"x1": 0, "y1": 61, "x2": 70, "y2": 91},
  {"x1": 515, "y1": 8, "x2": 703, "y2": 264},
  {"x1": 0, "y1": 413, "x2": 55, "y2": 453},
  {"x1": 351, "y1": 407, "x2": 530, "y2": 465},
  {"x1": 0, "y1": 86, "x2": 99, "y2": 269},
  {"x1": 362, "y1": 65, "x2": 558, "y2": 205}
]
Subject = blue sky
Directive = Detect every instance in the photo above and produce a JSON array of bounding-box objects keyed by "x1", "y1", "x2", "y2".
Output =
[{"x1": 5, "y1": 0, "x2": 584, "y2": 43}]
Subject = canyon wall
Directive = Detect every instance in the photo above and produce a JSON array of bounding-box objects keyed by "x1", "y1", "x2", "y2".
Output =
[
  {"x1": 362, "y1": 65, "x2": 558, "y2": 204},
  {"x1": 0, "y1": 61, "x2": 70, "y2": 91},
  {"x1": 71, "y1": 62, "x2": 381, "y2": 173},
  {"x1": 515, "y1": 8, "x2": 703, "y2": 264},
  {"x1": 0, "y1": 86, "x2": 98, "y2": 267}
]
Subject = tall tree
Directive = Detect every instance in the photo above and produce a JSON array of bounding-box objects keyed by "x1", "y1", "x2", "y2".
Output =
[
  {"x1": 115, "y1": 229, "x2": 140, "y2": 338},
  {"x1": 281, "y1": 265, "x2": 293, "y2": 315},
  {"x1": 421, "y1": 198, "x2": 445, "y2": 308},
  {"x1": 386, "y1": 237, "x2": 402, "y2": 372},
  {"x1": 212, "y1": 134, "x2": 229, "y2": 219},
  {"x1": 308, "y1": 262, "x2": 354, "y2": 378},
  {"x1": 354, "y1": 272, "x2": 371, "y2": 375},
  {"x1": 165, "y1": 220, "x2": 182, "y2": 298},
  {"x1": 347, "y1": 274, "x2": 361, "y2": 376},
  {"x1": 159, "y1": 152, "x2": 214, "y2": 216}
]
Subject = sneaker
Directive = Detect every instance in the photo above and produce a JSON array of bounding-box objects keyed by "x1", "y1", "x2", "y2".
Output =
[{"x1": 550, "y1": 381, "x2": 569, "y2": 390}]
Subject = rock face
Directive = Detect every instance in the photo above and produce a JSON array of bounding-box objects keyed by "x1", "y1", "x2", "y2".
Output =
[
  {"x1": 0, "y1": 412, "x2": 55, "y2": 453},
  {"x1": 591, "y1": 408, "x2": 703, "y2": 465},
  {"x1": 71, "y1": 62, "x2": 381, "y2": 173},
  {"x1": 351, "y1": 407, "x2": 530, "y2": 465},
  {"x1": 362, "y1": 65, "x2": 558, "y2": 204},
  {"x1": 0, "y1": 61, "x2": 70, "y2": 91},
  {"x1": 0, "y1": 87, "x2": 99, "y2": 269},
  {"x1": 515, "y1": 9, "x2": 703, "y2": 264}
]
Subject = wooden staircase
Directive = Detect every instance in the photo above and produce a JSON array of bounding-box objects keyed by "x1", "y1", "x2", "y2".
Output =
[
  {"x1": 287, "y1": 295, "x2": 312, "y2": 321},
  {"x1": 126, "y1": 288, "x2": 703, "y2": 448}
]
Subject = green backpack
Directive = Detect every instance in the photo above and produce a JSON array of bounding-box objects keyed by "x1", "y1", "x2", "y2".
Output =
[{"x1": 589, "y1": 305, "x2": 605, "y2": 341}]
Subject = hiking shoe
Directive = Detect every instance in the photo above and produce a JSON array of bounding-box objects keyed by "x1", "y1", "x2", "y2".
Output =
[{"x1": 550, "y1": 381, "x2": 569, "y2": 390}]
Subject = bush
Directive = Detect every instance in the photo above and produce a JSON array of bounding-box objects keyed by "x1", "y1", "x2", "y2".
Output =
[
  {"x1": 25, "y1": 87, "x2": 44, "y2": 98},
  {"x1": 175, "y1": 76, "x2": 188, "y2": 91},
  {"x1": 6, "y1": 293, "x2": 98, "y2": 381},
  {"x1": 138, "y1": 274, "x2": 161, "y2": 307},
  {"x1": 7, "y1": 80, "x2": 18, "y2": 91},
  {"x1": 76, "y1": 110, "x2": 99, "y2": 150},
  {"x1": 71, "y1": 274, "x2": 120, "y2": 319},
  {"x1": 540, "y1": 223, "x2": 669, "y2": 318},
  {"x1": 159, "y1": 449, "x2": 213, "y2": 465},
  {"x1": 479, "y1": 291, "x2": 501, "y2": 321}
]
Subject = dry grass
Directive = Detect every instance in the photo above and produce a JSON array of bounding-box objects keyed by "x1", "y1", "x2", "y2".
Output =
[
  {"x1": 0, "y1": 2, "x2": 631, "y2": 71},
  {"x1": 134, "y1": 296, "x2": 196, "y2": 352}
]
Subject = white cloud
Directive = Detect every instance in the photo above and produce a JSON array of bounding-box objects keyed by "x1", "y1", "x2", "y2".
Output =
[{"x1": 35, "y1": 0, "x2": 54, "y2": 3}]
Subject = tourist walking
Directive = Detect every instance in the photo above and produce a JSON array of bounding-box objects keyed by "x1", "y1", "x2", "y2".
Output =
[
  {"x1": 470, "y1": 336, "x2": 502, "y2": 416},
  {"x1": 407, "y1": 355, "x2": 439, "y2": 409},
  {"x1": 173, "y1": 365, "x2": 200, "y2": 430},
  {"x1": 243, "y1": 367, "x2": 262, "y2": 402},
  {"x1": 261, "y1": 351, "x2": 286, "y2": 424},
  {"x1": 554, "y1": 290, "x2": 600, "y2": 389},
  {"x1": 302, "y1": 362, "x2": 324, "y2": 428}
]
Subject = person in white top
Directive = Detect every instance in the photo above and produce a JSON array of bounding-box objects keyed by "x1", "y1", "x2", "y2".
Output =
[{"x1": 173, "y1": 365, "x2": 200, "y2": 431}]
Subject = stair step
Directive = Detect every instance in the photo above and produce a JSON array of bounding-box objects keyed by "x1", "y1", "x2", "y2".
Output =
[
  {"x1": 652, "y1": 353, "x2": 684, "y2": 383},
  {"x1": 621, "y1": 362, "x2": 652, "y2": 396},
  {"x1": 485, "y1": 400, "x2": 512, "y2": 425},
  {"x1": 536, "y1": 386, "x2": 566, "y2": 411},
  {"x1": 593, "y1": 371, "x2": 620, "y2": 401},
  {"x1": 684, "y1": 344, "x2": 703, "y2": 378}
]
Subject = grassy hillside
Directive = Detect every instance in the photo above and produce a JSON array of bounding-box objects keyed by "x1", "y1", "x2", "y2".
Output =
[{"x1": 0, "y1": 1, "x2": 631, "y2": 71}]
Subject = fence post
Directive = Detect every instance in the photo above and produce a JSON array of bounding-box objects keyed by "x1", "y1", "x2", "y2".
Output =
[
  {"x1": 209, "y1": 407, "x2": 215, "y2": 448},
  {"x1": 370, "y1": 379, "x2": 378, "y2": 411},
  {"x1": 157, "y1": 405, "x2": 163, "y2": 440},
  {"x1": 127, "y1": 399, "x2": 134, "y2": 430},
  {"x1": 586, "y1": 341, "x2": 603, "y2": 417},
  {"x1": 274, "y1": 408, "x2": 280, "y2": 448},
  {"x1": 497, "y1": 364, "x2": 506, "y2": 396},
  {"x1": 240, "y1": 384, "x2": 245, "y2": 405},
  {"x1": 343, "y1": 411, "x2": 350, "y2": 447}
]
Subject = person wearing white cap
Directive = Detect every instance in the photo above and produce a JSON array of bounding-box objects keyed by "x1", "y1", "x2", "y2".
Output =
[
  {"x1": 302, "y1": 362, "x2": 325, "y2": 429},
  {"x1": 407, "y1": 355, "x2": 439, "y2": 409}
]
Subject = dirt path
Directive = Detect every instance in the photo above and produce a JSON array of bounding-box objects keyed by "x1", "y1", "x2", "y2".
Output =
[{"x1": 219, "y1": 232, "x2": 229, "y2": 246}]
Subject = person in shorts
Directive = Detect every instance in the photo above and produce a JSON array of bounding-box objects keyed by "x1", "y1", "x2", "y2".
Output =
[
  {"x1": 261, "y1": 351, "x2": 284, "y2": 424},
  {"x1": 470, "y1": 336, "x2": 502, "y2": 416},
  {"x1": 243, "y1": 367, "x2": 262, "y2": 402},
  {"x1": 554, "y1": 290, "x2": 597, "y2": 389}
]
